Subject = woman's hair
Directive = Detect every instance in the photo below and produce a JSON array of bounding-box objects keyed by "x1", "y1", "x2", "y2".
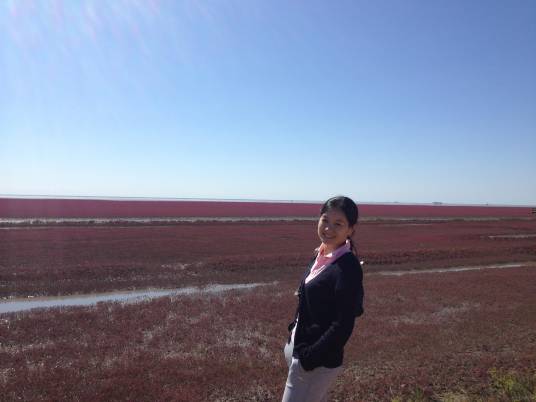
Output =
[{"x1": 320, "y1": 195, "x2": 359, "y2": 255}]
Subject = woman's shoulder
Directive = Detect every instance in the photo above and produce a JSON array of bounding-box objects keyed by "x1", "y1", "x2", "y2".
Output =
[
  {"x1": 333, "y1": 252, "x2": 362, "y2": 277},
  {"x1": 336, "y1": 251, "x2": 360, "y2": 268}
]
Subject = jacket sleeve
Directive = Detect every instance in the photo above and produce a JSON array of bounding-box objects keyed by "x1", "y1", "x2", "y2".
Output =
[{"x1": 298, "y1": 262, "x2": 363, "y2": 370}]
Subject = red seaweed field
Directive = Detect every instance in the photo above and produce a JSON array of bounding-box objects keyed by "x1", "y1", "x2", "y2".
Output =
[
  {"x1": 1, "y1": 218, "x2": 536, "y2": 401},
  {"x1": 1, "y1": 219, "x2": 535, "y2": 298},
  {"x1": 1, "y1": 197, "x2": 534, "y2": 219}
]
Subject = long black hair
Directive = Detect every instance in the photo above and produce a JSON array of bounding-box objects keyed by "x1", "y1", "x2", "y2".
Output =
[{"x1": 320, "y1": 195, "x2": 359, "y2": 255}]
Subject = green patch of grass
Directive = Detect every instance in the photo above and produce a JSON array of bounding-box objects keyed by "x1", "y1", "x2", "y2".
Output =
[
  {"x1": 391, "y1": 369, "x2": 536, "y2": 402},
  {"x1": 489, "y1": 367, "x2": 536, "y2": 401}
]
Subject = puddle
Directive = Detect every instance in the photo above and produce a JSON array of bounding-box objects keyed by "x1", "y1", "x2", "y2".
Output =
[
  {"x1": 372, "y1": 262, "x2": 535, "y2": 277},
  {"x1": 488, "y1": 234, "x2": 536, "y2": 239},
  {"x1": 0, "y1": 282, "x2": 276, "y2": 314}
]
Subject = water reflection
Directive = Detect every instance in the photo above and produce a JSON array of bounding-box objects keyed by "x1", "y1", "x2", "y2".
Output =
[{"x1": 0, "y1": 282, "x2": 275, "y2": 314}]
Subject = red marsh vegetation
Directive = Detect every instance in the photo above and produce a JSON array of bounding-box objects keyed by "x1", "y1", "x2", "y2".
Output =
[
  {"x1": 1, "y1": 218, "x2": 535, "y2": 400},
  {"x1": 1, "y1": 219, "x2": 535, "y2": 298},
  {"x1": 1, "y1": 197, "x2": 533, "y2": 219},
  {"x1": 1, "y1": 266, "x2": 535, "y2": 401}
]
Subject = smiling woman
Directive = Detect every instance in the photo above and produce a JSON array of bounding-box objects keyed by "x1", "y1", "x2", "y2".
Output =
[{"x1": 281, "y1": 196, "x2": 364, "y2": 402}]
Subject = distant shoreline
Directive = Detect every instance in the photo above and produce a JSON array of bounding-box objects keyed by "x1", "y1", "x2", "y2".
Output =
[{"x1": 0, "y1": 194, "x2": 534, "y2": 208}]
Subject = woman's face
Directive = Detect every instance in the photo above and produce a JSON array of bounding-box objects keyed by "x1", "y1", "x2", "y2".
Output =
[{"x1": 317, "y1": 208, "x2": 355, "y2": 252}]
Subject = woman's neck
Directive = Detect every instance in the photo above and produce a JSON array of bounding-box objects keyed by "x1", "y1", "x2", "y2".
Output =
[{"x1": 321, "y1": 241, "x2": 346, "y2": 255}]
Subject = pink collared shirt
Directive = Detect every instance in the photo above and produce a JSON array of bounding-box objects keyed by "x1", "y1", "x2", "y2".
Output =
[{"x1": 305, "y1": 239, "x2": 352, "y2": 284}]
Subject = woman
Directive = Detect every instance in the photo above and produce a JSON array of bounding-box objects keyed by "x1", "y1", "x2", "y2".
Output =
[{"x1": 282, "y1": 196, "x2": 364, "y2": 402}]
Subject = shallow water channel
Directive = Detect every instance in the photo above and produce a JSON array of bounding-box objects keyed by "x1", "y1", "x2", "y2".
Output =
[
  {"x1": 372, "y1": 262, "x2": 535, "y2": 276},
  {"x1": 0, "y1": 282, "x2": 275, "y2": 314},
  {"x1": 2, "y1": 262, "x2": 534, "y2": 314}
]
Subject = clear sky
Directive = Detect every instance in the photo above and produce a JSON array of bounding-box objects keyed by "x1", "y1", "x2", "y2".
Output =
[{"x1": 1, "y1": 0, "x2": 535, "y2": 205}]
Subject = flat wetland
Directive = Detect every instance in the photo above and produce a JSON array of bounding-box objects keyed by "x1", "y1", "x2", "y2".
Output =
[{"x1": 1, "y1": 218, "x2": 535, "y2": 401}]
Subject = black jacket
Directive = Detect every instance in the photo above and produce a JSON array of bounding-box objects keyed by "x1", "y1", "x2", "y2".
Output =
[{"x1": 289, "y1": 252, "x2": 364, "y2": 371}]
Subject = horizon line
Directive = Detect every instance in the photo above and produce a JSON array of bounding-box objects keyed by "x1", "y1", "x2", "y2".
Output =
[{"x1": 0, "y1": 194, "x2": 534, "y2": 208}]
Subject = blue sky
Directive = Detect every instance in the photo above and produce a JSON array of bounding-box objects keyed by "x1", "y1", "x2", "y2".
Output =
[{"x1": 1, "y1": 0, "x2": 535, "y2": 205}]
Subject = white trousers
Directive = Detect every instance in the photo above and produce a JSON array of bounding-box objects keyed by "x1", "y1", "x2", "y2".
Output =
[{"x1": 281, "y1": 333, "x2": 342, "y2": 402}]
